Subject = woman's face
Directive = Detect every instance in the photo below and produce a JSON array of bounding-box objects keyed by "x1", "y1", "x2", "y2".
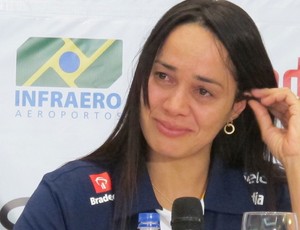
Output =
[{"x1": 140, "y1": 23, "x2": 245, "y2": 160}]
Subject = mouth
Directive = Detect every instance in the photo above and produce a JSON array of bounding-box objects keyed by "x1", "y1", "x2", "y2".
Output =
[{"x1": 155, "y1": 119, "x2": 192, "y2": 137}]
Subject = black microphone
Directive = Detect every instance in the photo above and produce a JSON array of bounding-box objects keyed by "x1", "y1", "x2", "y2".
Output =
[{"x1": 171, "y1": 197, "x2": 204, "y2": 230}]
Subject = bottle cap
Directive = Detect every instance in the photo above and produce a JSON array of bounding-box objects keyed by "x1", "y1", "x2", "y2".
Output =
[
  {"x1": 138, "y1": 212, "x2": 160, "y2": 222},
  {"x1": 138, "y1": 212, "x2": 160, "y2": 227}
]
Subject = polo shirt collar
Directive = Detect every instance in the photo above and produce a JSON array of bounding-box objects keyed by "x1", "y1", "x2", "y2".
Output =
[
  {"x1": 115, "y1": 156, "x2": 255, "y2": 220},
  {"x1": 204, "y1": 156, "x2": 254, "y2": 214},
  {"x1": 131, "y1": 165, "x2": 162, "y2": 214},
  {"x1": 113, "y1": 164, "x2": 161, "y2": 220}
]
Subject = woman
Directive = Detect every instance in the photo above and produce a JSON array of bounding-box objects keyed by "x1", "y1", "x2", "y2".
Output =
[{"x1": 14, "y1": 0, "x2": 300, "y2": 229}]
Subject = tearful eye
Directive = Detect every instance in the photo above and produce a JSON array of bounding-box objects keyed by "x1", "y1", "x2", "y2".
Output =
[
  {"x1": 157, "y1": 72, "x2": 168, "y2": 79},
  {"x1": 199, "y1": 88, "x2": 210, "y2": 96}
]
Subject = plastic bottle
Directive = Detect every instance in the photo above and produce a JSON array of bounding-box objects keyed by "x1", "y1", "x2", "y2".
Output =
[{"x1": 137, "y1": 212, "x2": 160, "y2": 230}]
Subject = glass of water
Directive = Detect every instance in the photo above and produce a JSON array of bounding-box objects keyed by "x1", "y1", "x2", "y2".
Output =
[{"x1": 242, "y1": 212, "x2": 298, "y2": 230}]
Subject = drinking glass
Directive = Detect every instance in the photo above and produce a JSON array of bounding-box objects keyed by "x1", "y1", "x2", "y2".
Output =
[{"x1": 242, "y1": 212, "x2": 298, "y2": 230}]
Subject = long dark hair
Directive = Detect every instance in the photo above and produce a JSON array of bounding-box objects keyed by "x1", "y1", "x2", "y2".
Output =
[{"x1": 83, "y1": 0, "x2": 282, "y2": 228}]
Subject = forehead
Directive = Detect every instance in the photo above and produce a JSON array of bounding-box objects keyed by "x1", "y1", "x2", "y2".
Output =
[
  {"x1": 156, "y1": 23, "x2": 234, "y2": 83},
  {"x1": 162, "y1": 23, "x2": 227, "y2": 61}
]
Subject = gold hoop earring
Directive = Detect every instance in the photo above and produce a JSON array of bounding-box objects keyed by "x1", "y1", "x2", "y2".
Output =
[{"x1": 224, "y1": 121, "x2": 235, "y2": 135}]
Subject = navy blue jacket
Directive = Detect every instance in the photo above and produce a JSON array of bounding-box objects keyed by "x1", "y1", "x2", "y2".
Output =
[{"x1": 14, "y1": 157, "x2": 291, "y2": 230}]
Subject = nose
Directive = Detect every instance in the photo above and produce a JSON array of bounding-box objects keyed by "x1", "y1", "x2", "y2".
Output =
[{"x1": 162, "y1": 87, "x2": 190, "y2": 116}]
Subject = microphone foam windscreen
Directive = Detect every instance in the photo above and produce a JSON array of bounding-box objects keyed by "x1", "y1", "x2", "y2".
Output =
[{"x1": 171, "y1": 197, "x2": 203, "y2": 230}]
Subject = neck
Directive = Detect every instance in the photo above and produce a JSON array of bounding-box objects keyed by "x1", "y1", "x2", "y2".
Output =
[{"x1": 147, "y1": 151, "x2": 210, "y2": 210}]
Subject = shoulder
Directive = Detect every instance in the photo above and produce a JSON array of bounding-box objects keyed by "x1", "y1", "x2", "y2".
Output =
[
  {"x1": 44, "y1": 160, "x2": 111, "y2": 180},
  {"x1": 15, "y1": 160, "x2": 116, "y2": 229},
  {"x1": 41, "y1": 160, "x2": 114, "y2": 194}
]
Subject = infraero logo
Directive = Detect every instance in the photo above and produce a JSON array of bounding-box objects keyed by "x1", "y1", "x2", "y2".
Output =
[
  {"x1": 15, "y1": 37, "x2": 123, "y2": 120},
  {"x1": 16, "y1": 37, "x2": 122, "y2": 88}
]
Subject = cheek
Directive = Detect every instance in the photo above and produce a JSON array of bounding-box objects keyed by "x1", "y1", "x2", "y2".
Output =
[
  {"x1": 192, "y1": 103, "x2": 232, "y2": 129},
  {"x1": 147, "y1": 79, "x2": 165, "y2": 109},
  {"x1": 140, "y1": 103, "x2": 151, "y2": 137}
]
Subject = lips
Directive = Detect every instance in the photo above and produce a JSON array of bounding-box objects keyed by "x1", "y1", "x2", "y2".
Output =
[{"x1": 155, "y1": 119, "x2": 191, "y2": 137}]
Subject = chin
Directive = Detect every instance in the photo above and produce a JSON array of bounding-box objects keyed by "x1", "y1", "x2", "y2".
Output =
[{"x1": 150, "y1": 147, "x2": 186, "y2": 160}]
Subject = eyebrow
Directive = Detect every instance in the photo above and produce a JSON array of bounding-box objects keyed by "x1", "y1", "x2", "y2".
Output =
[
  {"x1": 195, "y1": 75, "x2": 223, "y2": 88},
  {"x1": 154, "y1": 59, "x2": 223, "y2": 88},
  {"x1": 154, "y1": 59, "x2": 176, "y2": 71}
]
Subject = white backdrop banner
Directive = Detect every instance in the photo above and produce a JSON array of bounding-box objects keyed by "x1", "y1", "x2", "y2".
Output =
[{"x1": 0, "y1": 0, "x2": 299, "y2": 229}]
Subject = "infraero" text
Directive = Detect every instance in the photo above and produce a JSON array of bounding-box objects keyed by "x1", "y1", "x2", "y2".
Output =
[{"x1": 15, "y1": 90, "x2": 122, "y2": 109}]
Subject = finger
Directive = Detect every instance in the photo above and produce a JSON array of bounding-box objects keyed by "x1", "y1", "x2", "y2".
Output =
[
  {"x1": 249, "y1": 88, "x2": 300, "y2": 127},
  {"x1": 247, "y1": 99, "x2": 274, "y2": 139},
  {"x1": 251, "y1": 88, "x2": 298, "y2": 107}
]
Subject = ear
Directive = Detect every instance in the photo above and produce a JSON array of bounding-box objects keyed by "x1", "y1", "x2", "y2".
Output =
[{"x1": 230, "y1": 99, "x2": 247, "y2": 120}]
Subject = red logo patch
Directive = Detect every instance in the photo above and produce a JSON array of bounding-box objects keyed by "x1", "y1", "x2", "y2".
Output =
[{"x1": 89, "y1": 172, "x2": 112, "y2": 193}]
